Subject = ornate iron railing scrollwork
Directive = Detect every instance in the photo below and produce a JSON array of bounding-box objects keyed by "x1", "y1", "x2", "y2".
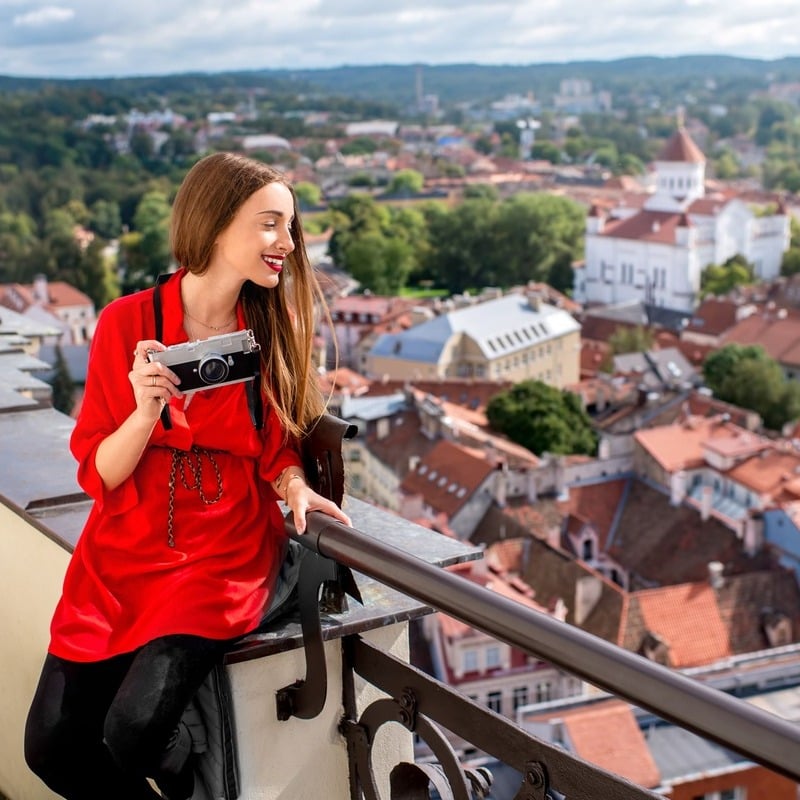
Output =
[
  {"x1": 343, "y1": 693, "x2": 494, "y2": 800},
  {"x1": 348, "y1": 635, "x2": 662, "y2": 800}
]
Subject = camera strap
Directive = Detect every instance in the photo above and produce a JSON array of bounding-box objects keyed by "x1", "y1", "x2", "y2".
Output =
[{"x1": 153, "y1": 274, "x2": 263, "y2": 431}]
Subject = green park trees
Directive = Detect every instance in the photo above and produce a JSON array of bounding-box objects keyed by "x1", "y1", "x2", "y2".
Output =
[
  {"x1": 326, "y1": 191, "x2": 584, "y2": 295},
  {"x1": 703, "y1": 344, "x2": 800, "y2": 431},
  {"x1": 486, "y1": 380, "x2": 598, "y2": 457}
]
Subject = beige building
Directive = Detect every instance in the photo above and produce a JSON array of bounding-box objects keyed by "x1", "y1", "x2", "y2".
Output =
[{"x1": 365, "y1": 291, "x2": 581, "y2": 387}]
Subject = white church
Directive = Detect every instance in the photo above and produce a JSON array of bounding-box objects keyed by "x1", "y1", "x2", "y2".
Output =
[{"x1": 573, "y1": 127, "x2": 790, "y2": 314}]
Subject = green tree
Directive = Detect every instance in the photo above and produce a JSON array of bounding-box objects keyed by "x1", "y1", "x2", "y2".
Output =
[
  {"x1": 700, "y1": 254, "x2": 754, "y2": 297},
  {"x1": 703, "y1": 343, "x2": 768, "y2": 395},
  {"x1": 294, "y1": 181, "x2": 322, "y2": 209},
  {"x1": 384, "y1": 169, "x2": 424, "y2": 196},
  {"x1": 703, "y1": 343, "x2": 800, "y2": 430},
  {"x1": 463, "y1": 184, "x2": 499, "y2": 202},
  {"x1": 342, "y1": 231, "x2": 413, "y2": 294},
  {"x1": 121, "y1": 190, "x2": 171, "y2": 288},
  {"x1": 89, "y1": 199, "x2": 123, "y2": 240},
  {"x1": 490, "y1": 193, "x2": 585, "y2": 288},
  {"x1": 487, "y1": 380, "x2": 598, "y2": 456},
  {"x1": 608, "y1": 325, "x2": 655, "y2": 355}
]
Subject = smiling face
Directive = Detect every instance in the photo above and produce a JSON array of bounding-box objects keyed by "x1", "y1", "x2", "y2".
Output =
[{"x1": 208, "y1": 181, "x2": 296, "y2": 290}]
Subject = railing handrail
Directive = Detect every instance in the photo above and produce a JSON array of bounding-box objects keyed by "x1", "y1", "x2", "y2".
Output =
[{"x1": 296, "y1": 513, "x2": 800, "y2": 782}]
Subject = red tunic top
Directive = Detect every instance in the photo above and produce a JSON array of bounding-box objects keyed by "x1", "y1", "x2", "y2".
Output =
[{"x1": 49, "y1": 270, "x2": 302, "y2": 662}]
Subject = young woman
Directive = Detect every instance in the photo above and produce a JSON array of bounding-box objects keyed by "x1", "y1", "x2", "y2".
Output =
[{"x1": 24, "y1": 152, "x2": 351, "y2": 800}]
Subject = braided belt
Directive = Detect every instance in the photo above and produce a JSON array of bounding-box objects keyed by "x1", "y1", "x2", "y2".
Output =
[{"x1": 167, "y1": 446, "x2": 224, "y2": 548}]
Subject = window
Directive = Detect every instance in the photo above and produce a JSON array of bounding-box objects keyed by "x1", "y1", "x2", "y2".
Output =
[
  {"x1": 463, "y1": 649, "x2": 478, "y2": 672},
  {"x1": 692, "y1": 790, "x2": 745, "y2": 800},
  {"x1": 487, "y1": 691, "x2": 502, "y2": 713},
  {"x1": 535, "y1": 682, "x2": 551, "y2": 703},
  {"x1": 582, "y1": 538, "x2": 594, "y2": 561},
  {"x1": 486, "y1": 646, "x2": 501, "y2": 669},
  {"x1": 512, "y1": 686, "x2": 528, "y2": 710}
]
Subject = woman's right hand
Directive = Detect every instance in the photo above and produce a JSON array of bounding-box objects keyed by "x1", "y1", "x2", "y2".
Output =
[{"x1": 129, "y1": 340, "x2": 183, "y2": 422}]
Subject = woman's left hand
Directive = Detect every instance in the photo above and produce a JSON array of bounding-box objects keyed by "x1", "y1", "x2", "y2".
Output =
[{"x1": 284, "y1": 481, "x2": 352, "y2": 535}]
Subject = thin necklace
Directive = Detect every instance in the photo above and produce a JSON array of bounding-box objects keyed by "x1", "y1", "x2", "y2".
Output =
[{"x1": 182, "y1": 305, "x2": 237, "y2": 332}]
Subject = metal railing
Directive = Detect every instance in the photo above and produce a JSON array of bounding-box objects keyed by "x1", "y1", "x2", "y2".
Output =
[{"x1": 281, "y1": 512, "x2": 800, "y2": 799}]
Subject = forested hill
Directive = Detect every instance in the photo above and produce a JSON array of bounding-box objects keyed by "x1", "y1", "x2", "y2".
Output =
[
  {"x1": 3, "y1": 55, "x2": 800, "y2": 107},
  {"x1": 276, "y1": 55, "x2": 800, "y2": 105}
]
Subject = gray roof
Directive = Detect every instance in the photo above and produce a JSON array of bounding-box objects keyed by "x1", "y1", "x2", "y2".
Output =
[
  {"x1": 644, "y1": 723, "x2": 742, "y2": 781},
  {"x1": 340, "y1": 391, "x2": 408, "y2": 422},
  {"x1": 370, "y1": 294, "x2": 580, "y2": 364},
  {"x1": 0, "y1": 306, "x2": 61, "y2": 337},
  {"x1": 38, "y1": 343, "x2": 91, "y2": 383}
]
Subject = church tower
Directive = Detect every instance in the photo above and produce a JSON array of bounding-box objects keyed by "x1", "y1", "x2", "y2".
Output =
[{"x1": 645, "y1": 126, "x2": 706, "y2": 213}]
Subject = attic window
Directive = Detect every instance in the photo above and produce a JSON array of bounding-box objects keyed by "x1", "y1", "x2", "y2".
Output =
[
  {"x1": 438, "y1": 476, "x2": 447, "y2": 487},
  {"x1": 487, "y1": 340, "x2": 497, "y2": 352},
  {"x1": 494, "y1": 338, "x2": 506, "y2": 351},
  {"x1": 457, "y1": 487, "x2": 467, "y2": 498},
  {"x1": 418, "y1": 465, "x2": 427, "y2": 475},
  {"x1": 538, "y1": 324, "x2": 547, "y2": 336},
  {"x1": 428, "y1": 470, "x2": 438, "y2": 481},
  {"x1": 514, "y1": 331, "x2": 524, "y2": 343},
  {"x1": 522, "y1": 328, "x2": 532, "y2": 340},
  {"x1": 529, "y1": 326, "x2": 539, "y2": 338}
]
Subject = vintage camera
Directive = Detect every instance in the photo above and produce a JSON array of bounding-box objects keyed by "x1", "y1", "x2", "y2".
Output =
[{"x1": 148, "y1": 329, "x2": 261, "y2": 393}]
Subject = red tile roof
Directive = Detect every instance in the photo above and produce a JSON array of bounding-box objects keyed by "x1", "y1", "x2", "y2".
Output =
[
  {"x1": 657, "y1": 127, "x2": 705, "y2": 163},
  {"x1": 556, "y1": 701, "x2": 662, "y2": 788},
  {"x1": 721, "y1": 312, "x2": 800, "y2": 367},
  {"x1": 600, "y1": 210, "x2": 685, "y2": 244},
  {"x1": 634, "y1": 582, "x2": 731, "y2": 667},
  {"x1": 400, "y1": 439, "x2": 496, "y2": 517},
  {"x1": 634, "y1": 415, "x2": 757, "y2": 472}
]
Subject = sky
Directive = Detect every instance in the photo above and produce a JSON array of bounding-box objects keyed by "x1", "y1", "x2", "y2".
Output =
[{"x1": 2, "y1": 0, "x2": 800, "y2": 79}]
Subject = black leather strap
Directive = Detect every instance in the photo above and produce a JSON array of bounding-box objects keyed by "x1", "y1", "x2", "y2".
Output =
[{"x1": 153, "y1": 274, "x2": 173, "y2": 430}]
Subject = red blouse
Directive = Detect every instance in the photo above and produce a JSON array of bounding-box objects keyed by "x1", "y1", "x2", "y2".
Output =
[{"x1": 49, "y1": 270, "x2": 302, "y2": 662}]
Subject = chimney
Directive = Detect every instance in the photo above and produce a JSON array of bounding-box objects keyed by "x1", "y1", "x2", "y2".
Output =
[
  {"x1": 670, "y1": 470, "x2": 686, "y2": 506},
  {"x1": 708, "y1": 560, "x2": 724, "y2": 590},
  {"x1": 700, "y1": 484, "x2": 712, "y2": 521},
  {"x1": 32, "y1": 273, "x2": 49, "y2": 304},
  {"x1": 527, "y1": 292, "x2": 542, "y2": 312}
]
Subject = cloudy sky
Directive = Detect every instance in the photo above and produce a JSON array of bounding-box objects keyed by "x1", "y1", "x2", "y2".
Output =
[{"x1": 3, "y1": 0, "x2": 800, "y2": 79}]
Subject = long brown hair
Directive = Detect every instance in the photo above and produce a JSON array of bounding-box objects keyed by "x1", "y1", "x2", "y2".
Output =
[{"x1": 170, "y1": 152, "x2": 327, "y2": 439}]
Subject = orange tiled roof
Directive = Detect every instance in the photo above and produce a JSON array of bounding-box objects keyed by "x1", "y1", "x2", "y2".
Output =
[
  {"x1": 634, "y1": 582, "x2": 731, "y2": 668},
  {"x1": 721, "y1": 311, "x2": 800, "y2": 367},
  {"x1": 727, "y1": 448, "x2": 800, "y2": 499},
  {"x1": 557, "y1": 701, "x2": 661, "y2": 788},
  {"x1": 634, "y1": 415, "x2": 755, "y2": 472},
  {"x1": 401, "y1": 439, "x2": 496, "y2": 517},
  {"x1": 1, "y1": 280, "x2": 93, "y2": 311}
]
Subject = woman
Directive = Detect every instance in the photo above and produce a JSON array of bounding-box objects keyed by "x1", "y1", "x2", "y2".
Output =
[{"x1": 24, "y1": 152, "x2": 351, "y2": 800}]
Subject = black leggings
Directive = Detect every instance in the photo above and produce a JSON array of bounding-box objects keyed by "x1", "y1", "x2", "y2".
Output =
[{"x1": 24, "y1": 634, "x2": 231, "y2": 800}]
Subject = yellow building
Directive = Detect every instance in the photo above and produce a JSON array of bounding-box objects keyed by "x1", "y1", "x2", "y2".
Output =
[{"x1": 364, "y1": 291, "x2": 581, "y2": 388}]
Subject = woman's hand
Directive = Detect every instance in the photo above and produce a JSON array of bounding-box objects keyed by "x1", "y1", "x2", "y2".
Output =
[
  {"x1": 284, "y1": 479, "x2": 352, "y2": 535},
  {"x1": 129, "y1": 340, "x2": 183, "y2": 422}
]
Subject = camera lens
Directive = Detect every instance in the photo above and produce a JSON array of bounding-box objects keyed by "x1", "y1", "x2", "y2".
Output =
[{"x1": 198, "y1": 354, "x2": 230, "y2": 384}]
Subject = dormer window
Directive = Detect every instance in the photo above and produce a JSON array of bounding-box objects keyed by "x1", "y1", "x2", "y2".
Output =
[{"x1": 582, "y1": 538, "x2": 594, "y2": 561}]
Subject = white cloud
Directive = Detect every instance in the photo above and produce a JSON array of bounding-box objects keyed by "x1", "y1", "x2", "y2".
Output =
[
  {"x1": 1, "y1": 0, "x2": 800, "y2": 78},
  {"x1": 13, "y1": 5, "x2": 74, "y2": 27}
]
